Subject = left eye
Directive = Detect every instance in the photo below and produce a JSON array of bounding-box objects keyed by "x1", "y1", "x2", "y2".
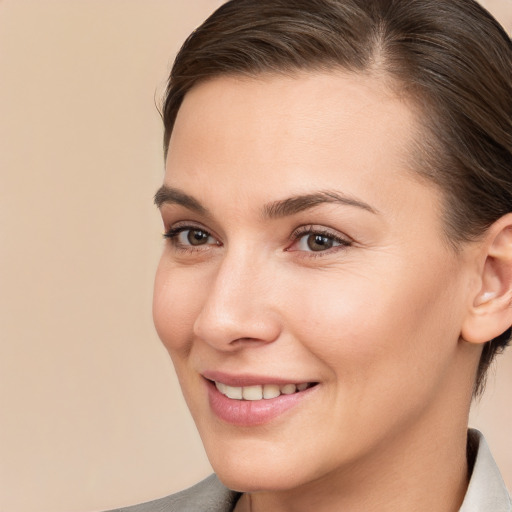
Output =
[
  {"x1": 298, "y1": 233, "x2": 339, "y2": 251},
  {"x1": 291, "y1": 230, "x2": 351, "y2": 253}
]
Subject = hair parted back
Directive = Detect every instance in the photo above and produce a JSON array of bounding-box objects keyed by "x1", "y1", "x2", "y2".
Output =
[{"x1": 162, "y1": 0, "x2": 512, "y2": 394}]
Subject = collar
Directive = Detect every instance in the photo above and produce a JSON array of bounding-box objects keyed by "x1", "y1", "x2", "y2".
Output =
[{"x1": 459, "y1": 429, "x2": 511, "y2": 511}]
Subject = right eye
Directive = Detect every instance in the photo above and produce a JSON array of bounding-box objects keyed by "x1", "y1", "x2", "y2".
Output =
[{"x1": 164, "y1": 226, "x2": 220, "y2": 249}]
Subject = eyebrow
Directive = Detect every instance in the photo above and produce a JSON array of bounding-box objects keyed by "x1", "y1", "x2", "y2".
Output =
[
  {"x1": 154, "y1": 185, "x2": 208, "y2": 215},
  {"x1": 154, "y1": 185, "x2": 377, "y2": 217},
  {"x1": 263, "y1": 190, "x2": 377, "y2": 218}
]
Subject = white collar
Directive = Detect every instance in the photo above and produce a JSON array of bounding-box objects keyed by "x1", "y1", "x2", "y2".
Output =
[{"x1": 459, "y1": 429, "x2": 511, "y2": 511}]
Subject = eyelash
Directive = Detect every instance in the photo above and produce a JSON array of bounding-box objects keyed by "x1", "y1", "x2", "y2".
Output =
[
  {"x1": 163, "y1": 224, "x2": 352, "y2": 256},
  {"x1": 163, "y1": 224, "x2": 219, "y2": 252}
]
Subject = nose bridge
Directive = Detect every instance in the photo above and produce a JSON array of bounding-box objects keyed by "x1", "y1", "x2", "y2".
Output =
[{"x1": 193, "y1": 244, "x2": 280, "y2": 348}]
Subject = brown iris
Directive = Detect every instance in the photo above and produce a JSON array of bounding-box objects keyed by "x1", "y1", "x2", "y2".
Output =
[
  {"x1": 307, "y1": 234, "x2": 334, "y2": 251},
  {"x1": 187, "y1": 229, "x2": 210, "y2": 246}
]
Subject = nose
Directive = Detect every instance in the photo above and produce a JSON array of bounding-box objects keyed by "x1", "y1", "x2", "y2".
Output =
[{"x1": 193, "y1": 249, "x2": 282, "y2": 351}]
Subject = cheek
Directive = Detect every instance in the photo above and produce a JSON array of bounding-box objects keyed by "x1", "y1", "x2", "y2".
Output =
[
  {"x1": 283, "y1": 261, "x2": 464, "y2": 390},
  {"x1": 276, "y1": 263, "x2": 466, "y2": 455},
  {"x1": 152, "y1": 258, "x2": 205, "y2": 354}
]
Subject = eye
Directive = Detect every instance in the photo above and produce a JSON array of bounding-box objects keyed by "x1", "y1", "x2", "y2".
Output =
[
  {"x1": 288, "y1": 226, "x2": 352, "y2": 253},
  {"x1": 297, "y1": 233, "x2": 341, "y2": 252},
  {"x1": 179, "y1": 228, "x2": 214, "y2": 246},
  {"x1": 164, "y1": 225, "x2": 219, "y2": 248}
]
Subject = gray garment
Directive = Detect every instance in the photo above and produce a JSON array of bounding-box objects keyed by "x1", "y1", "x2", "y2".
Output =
[
  {"x1": 108, "y1": 430, "x2": 510, "y2": 512},
  {"x1": 109, "y1": 475, "x2": 240, "y2": 512}
]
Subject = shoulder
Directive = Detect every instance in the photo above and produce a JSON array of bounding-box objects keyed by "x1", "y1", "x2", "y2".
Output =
[
  {"x1": 105, "y1": 474, "x2": 241, "y2": 512},
  {"x1": 459, "y1": 429, "x2": 511, "y2": 512}
]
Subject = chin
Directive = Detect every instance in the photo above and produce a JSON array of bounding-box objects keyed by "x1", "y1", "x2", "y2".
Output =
[
  {"x1": 213, "y1": 463, "x2": 304, "y2": 493},
  {"x1": 201, "y1": 433, "x2": 322, "y2": 493}
]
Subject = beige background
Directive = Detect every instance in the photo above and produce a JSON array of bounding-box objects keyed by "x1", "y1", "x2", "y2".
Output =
[{"x1": 0, "y1": 1, "x2": 510, "y2": 511}]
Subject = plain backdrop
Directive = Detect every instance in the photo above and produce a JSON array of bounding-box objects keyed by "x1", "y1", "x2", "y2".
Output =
[{"x1": 0, "y1": 1, "x2": 511, "y2": 511}]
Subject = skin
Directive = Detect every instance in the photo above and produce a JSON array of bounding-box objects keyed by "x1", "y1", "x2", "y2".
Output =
[{"x1": 153, "y1": 72, "x2": 488, "y2": 512}]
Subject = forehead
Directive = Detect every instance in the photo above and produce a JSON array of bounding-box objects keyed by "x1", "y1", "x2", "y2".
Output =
[
  {"x1": 169, "y1": 71, "x2": 416, "y2": 167},
  {"x1": 171, "y1": 71, "x2": 413, "y2": 151},
  {"x1": 165, "y1": 71, "x2": 438, "y2": 223}
]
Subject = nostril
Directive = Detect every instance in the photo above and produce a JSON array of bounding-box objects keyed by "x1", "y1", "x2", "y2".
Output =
[{"x1": 230, "y1": 337, "x2": 271, "y2": 346}]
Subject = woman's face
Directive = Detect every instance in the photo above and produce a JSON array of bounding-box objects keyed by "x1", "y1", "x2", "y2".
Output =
[{"x1": 153, "y1": 72, "x2": 477, "y2": 492}]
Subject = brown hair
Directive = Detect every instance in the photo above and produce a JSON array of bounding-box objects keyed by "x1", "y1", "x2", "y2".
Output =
[{"x1": 162, "y1": 0, "x2": 512, "y2": 394}]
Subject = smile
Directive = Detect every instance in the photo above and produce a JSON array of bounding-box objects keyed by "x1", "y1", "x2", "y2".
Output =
[
  {"x1": 205, "y1": 377, "x2": 319, "y2": 426},
  {"x1": 214, "y1": 381, "x2": 314, "y2": 401}
]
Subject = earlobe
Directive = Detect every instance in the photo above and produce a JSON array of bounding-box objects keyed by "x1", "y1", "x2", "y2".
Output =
[{"x1": 461, "y1": 214, "x2": 512, "y2": 344}]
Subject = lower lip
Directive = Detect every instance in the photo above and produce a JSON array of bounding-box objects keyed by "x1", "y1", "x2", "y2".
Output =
[{"x1": 206, "y1": 380, "x2": 317, "y2": 426}]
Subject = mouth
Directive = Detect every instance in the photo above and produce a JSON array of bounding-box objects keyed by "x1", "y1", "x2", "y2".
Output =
[
  {"x1": 212, "y1": 380, "x2": 316, "y2": 401},
  {"x1": 203, "y1": 374, "x2": 319, "y2": 426}
]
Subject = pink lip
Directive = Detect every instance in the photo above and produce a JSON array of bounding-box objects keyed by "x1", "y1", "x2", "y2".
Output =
[{"x1": 203, "y1": 373, "x2": 318, "y2": 427}]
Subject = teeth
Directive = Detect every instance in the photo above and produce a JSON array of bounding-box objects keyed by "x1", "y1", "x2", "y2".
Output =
[
  {"x1": 242, "y1": 385, "x2": 263, "y2": 401},
  {"x1": 281, "y1": 384, "x2": 297, "y2": 395},
  {"x1": 263, "y1": 384, "x2": 281, "y2": 399},
  {"x1": 215, "y1": 381, "x2": 311, "y2": 400},
  {"x1": 224, "y1": 385, "x2": 243, "y2": 400}
]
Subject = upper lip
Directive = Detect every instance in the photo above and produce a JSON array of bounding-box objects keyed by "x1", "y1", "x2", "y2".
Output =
[{"x1": 202, "y1": 370, "x2": 315, "y2": 387}]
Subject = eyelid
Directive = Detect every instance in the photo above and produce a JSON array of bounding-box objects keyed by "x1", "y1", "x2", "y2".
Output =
[
  {"x1": 290, "y1": 224, "x2": 352, "y2": 242},
  {"x1": 163, "y1": 220, "x2": 214, "y2": 237}
]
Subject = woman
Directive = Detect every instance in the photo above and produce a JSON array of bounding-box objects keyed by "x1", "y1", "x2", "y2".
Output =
[{"x1": 111, "y1": 0, "x2": 512, "y2": 510}]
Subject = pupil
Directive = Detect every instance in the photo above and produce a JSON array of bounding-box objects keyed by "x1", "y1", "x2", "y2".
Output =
[
  {"x1": 307, "y1": 234, "x2": 333, "y2": 251},
  {"x1": 188, "y1": 229, "x2": 208, "y2": 246}
]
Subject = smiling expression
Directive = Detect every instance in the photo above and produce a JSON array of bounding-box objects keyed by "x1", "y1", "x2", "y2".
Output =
[{"x1": 153, "y1": 72, "x2": 477, "y2": 493}]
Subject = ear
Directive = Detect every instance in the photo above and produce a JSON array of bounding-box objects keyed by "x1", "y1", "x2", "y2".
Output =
[{"x1": 461, "y1": 213, "x2": 512, "y2": 344}]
